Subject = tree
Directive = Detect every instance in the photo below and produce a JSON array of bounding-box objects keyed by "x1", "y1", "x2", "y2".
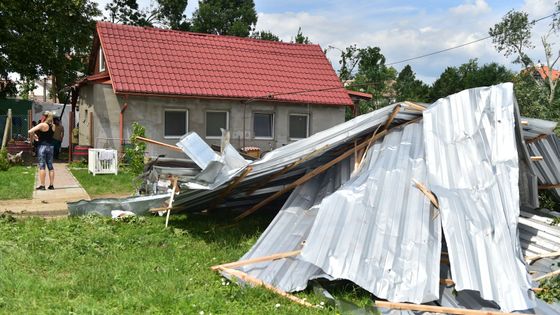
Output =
[
  {"x1": 191, "y1": 0, "x2": 257, "y2": 37},
  {"x1": 250, "y1": 30, "x2": 280, "y2": 41},
  {"x1": 294, "y1": 27, "x2": 310, "y2": 44},
  {"x1": 395, "y1": 65, "x2": 430, "y2": 102},
  {"x1": 105, "y1": 0, "x2": 189, "y2": 30},
  {"x1": 430, "y1": 59, "x2": 514, "y2": 101},
  {"x1": 489, "y1": 4, "x2": 560, "y2": 105},
  {"x1": 336, "y1": 45, "x2": 360, "y2": 82},
  {"x1": 0, "y1": 0, "x2": 101, "y2": 102}
]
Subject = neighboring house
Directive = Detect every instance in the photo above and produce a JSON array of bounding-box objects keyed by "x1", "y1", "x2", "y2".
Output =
[
  {"x1": 532, "y1": 65, "x2": 560, "y2": 82},
  {"x1": 76, "y1": 22, "x2": 353, "y2": 157}
]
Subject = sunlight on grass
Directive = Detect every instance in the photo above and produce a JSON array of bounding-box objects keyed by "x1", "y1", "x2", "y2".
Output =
[
  {"x1": 70, "y1": 168, "x2": 137, "y2": 197},
  {"x1": 0, "y1": 166, "x2": 35, "y2": 200},
  {"x1": 0, "y1": 214, "x2": 355, "y2": 314}
]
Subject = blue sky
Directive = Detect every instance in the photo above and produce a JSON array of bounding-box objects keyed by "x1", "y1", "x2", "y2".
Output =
[{"x1": 93, "y1": 0, "x2": 559, "y2": 83}]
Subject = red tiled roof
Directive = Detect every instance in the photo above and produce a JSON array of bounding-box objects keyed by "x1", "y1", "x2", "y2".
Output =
[
  {"x1": 96, "y1": 22, "x2": 352, "y2": 106},
  {"x1": 535, "y1": 66, "x2": 560, "y2": 81}
]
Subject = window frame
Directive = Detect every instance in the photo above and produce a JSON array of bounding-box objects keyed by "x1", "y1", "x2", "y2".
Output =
[
  {"x1": 252, "y1": 112, "x2": 274, "y2": 140},
  {"x1": 288, "y1": 113, "x2": 309, "y2": 140},
  {"x1": 163, "y1": 109, "x2": 188, "y2": 139},
  {"x1": 99, "y1": 47, "x2": 106, "y2": 72},
  {"x1": 205, "y1": 110, "x2": 229, "y2": 139}
]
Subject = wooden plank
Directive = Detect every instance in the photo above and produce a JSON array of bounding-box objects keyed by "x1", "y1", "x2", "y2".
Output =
[
  {"x1": 526, "y1": 251, "x2": 560, "y2": 264},
  {"x1": 233, "y1": 117, "x2": 422, "y2": 222},
  {"x1": 521, "y1": 120, "x2": 529, "y2": 126},
  {"x1": 2, "y1": 109, "x2": 12, "y2": 150},
  {"x1": 538, "y1": 184, "x2": 560, "y2": 189},
  {"x1": 207, "y1": 166, "x2": 253, "y2": 211},
  {"x1": 149, "y1": 206, "x2": 172, "y2": 212},
  {"x1": 412, "y1": 179, "x2": 439, "y2": 209},
  {"x1": 383, "y1": 105, "x2": 401, "y2": 130},
  {"x1": 219, "y1": 267, "x2": 316, "y2": 308},
  {"x1": 211, "y1": 250, "x2": 301, "y2": 271},
  {"x1": 374, "y1": 300, "x2": 515, "y2": 315},
  {"x1": 403, "y1": 101, "x2": 426, "y2": 112},
  {"x1": 530, "y1": 156, "x2": 543, "y2": 161},
  {"x1": 136, "y1": 136, "x2": 183, "y2": 152},
  {"x1": 534, "y1": 269, "x2": 560, "y2": 281},
  {"x1": 165, "y1": 178, "x2": 178, "y2": 228}
]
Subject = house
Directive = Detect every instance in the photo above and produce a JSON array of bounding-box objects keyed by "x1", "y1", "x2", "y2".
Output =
[
  {"x1": 76, "y1": 22, "x2": 353, "y2": 157},
  {"x1": 529, "y1": 64, "x2": 559, "y2": 82}
]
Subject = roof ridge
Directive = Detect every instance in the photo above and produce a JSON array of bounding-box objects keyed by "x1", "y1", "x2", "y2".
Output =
[{"x1": 96, "y1": 21, "x2": 322, "y2": 49}]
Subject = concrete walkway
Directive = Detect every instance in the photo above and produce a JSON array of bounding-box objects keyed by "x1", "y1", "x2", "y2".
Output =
[{"x1": 0, "y1": 163, "x2": 90, "y2": 217}]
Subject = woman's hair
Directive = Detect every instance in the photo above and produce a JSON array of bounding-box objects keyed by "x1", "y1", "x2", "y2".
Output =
[{"x1": 42, "y1": 111, "x2": 54, "y2": 124}]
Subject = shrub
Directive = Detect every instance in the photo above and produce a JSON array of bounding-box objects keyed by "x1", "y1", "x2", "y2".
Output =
[
  {"x1": 0, "y1": 148, "x2": 9, "y2": 171},
  {"x1": 124, "y1": 122, "x2": 146, "y2": 175}
]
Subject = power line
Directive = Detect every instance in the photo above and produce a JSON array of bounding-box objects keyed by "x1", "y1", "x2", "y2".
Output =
[{"x1": 386, "y1": 12, "x2": 558, "y2": 66}]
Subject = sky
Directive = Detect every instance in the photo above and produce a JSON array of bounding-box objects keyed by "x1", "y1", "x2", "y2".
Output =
[{"x1": 93, "y1": 0, "x2": 559, "y2": 83}]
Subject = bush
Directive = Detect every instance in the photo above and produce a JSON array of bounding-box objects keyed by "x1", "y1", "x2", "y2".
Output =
[
  {"x1": 0, "y1": 148, "x2": 9, "y2": 171},
  {"x1": 124, "y1": 122, "x2": 146, "y2": 175}
]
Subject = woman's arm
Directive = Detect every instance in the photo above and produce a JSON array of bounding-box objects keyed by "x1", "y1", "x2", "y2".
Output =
[{"x1": 28, "y1": 122, "x2": 48, "y2": 135}]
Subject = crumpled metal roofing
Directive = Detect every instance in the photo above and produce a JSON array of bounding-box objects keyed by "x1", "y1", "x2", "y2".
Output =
[
  {"x1": 423, "y1": 83, "x2": 534, "y2": 312},
  {"x1": 527, "y1": 134, "x2": 560, "y2": 202},
  {"x1": 301, "y1": 122, "x2": 442, "y2": 304}
]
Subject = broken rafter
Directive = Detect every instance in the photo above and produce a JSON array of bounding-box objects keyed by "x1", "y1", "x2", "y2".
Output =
[
  {"x1": 530, "y1": 156, "x2": 543, "y2": 161},
  {"x1": 211, "y1": 250, "x2": 301, "y2": 271},
  {"x1": 383, "y1": 105, "x2": 401, "y2": 130},
  {"x1": 526, "y1": 251, "x2": 560, "y2": 264},
  {"x1": 233, "y1": 117, "x2": 422, "y2": 222},
  {"x1": 526, "y1": 134, "x2": 548, "y2": 144},
  {"x1": 136, "y1": 136, "x2": 183, "y2": 152},
  {"x1": 538, "y1": 184, "x2": 560, "y2": 190},
  {"x1": 165, "y1": 177, "x2": 178, "y2": 228},
  {"x1": 374, "y1": 301, "x2": 515, "y2": 315},
  {"x1": 533, "y1": 269, "x2": 560, "y2": 282},
  {"x1": 402, "y1": 101, "x2": 426, "y2": 112},
  {"x1": 219, "y1": 267, "x2": 316, "y2": 308},
  {"x1": 207, "y1": 166, "x2": 253, "y2": 211}
]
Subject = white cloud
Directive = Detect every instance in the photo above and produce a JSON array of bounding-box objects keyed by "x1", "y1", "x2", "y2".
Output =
[{"x1": 450, "y1": 0, "x2": 491, "y2": 15}]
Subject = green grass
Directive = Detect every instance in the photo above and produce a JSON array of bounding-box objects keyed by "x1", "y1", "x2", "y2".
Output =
[
  {"x1": 0, "y1": 213, "x2": 373, "y2": 314},
  {"x1": 0, "y1": 166, "x2": 35, "y2": 200},
  {"x1": 70, "y1": 168, "x2": 137, "y2": 197}
]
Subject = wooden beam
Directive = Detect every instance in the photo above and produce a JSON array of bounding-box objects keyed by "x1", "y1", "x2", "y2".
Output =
[
  {"x1": 526, "y1": 134, "x2": 548, "y2": 144},
  {"x1": 245, "y1": 145, "x2": 329, "y2": 196},
  {"x1": 383, "y1": 105, "x2": 401, "y2": 130},
  {"x1": 207, "y1": 166, "x2": 253, "y2": 211},
  {"x1": 526, "y1": 251, "x2": 560, "y2": 264},
  {"x1": 538, "y1": 184, "x2": 560, "y2": 190},
  {"x1": 440, "y1": 278, "x2": 454, "y2": 286},
  {"x1": 374, "y1": 300, "x2": 515, "y2": 315},
  {"x1": 403, "y1": 101, "x2": 426, "y2": 112},
  {"x1": 530, "y1": 156, "x2": 543, "y2": 161},
  {"x1": 521, "y1": 120, "x2": 529, "y2": 126},
  {"x1": 233, "y1": 118, "x2": 421, "y2": 222},
  {"x1": 211, "y1": 250, "x2": 301, "y2": 271},
  {"x1": 165, "y1": 178, "x2": 178, "y2": 228},
  {"x1": 1, "y1": 108, "x2": 12, "y2": 150},
  {"x1": 412, "y1": 179, "x2": 439, "y2": 209},
  {"x1": 136, "y1": 136, "x2": 183, "y2": 152},
  {"x1": 149, "y1": 206, "x2": 171, "y2": 212},
  {"x1": 219, "y1": 267, "x2": 316, "y2": 308},
  {"x1": 533, "y1": 269, "x2": 560, "y2": 282}
]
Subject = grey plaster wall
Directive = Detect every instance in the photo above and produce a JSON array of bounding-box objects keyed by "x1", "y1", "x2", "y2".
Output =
[
  {"x1": 78, "y1": 84, "x2": 121, "y2": 149},
  {"x1": 81, "y1": 84, "x2": 346, "y2": 158}
]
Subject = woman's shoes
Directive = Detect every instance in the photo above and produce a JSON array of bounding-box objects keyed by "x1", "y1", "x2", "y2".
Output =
[
  {"x1": 36, "y1": 185, "x2": 45, "y2": 190},
  {"x1": 48, "y1": 185, "x2": 54, "y2": 190}
]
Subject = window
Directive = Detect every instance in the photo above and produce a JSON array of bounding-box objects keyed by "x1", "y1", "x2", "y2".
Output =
[
  {"x1": 164, "y1": 109, "x2": 188, "y2": 138},
  {"x1": 99, "y1": 47, "x2": 106, "y2": 72},
  {"x1": 206, "y1": 111, "x2": 228, "y2": 138},
  {"x1": 289, "y1": 114, "x2": 309, "y2": 139},
  {"x1": 253, "y1": 113, "x2": 274, "y2": 139}
]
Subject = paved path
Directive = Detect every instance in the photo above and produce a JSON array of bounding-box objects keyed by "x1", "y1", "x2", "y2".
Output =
[{"x1": 0, "y1": 163, "x2": 90, "y2": 217}]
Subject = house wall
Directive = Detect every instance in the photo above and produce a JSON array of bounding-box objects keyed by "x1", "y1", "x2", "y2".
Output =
[{"x1": 80, "y1": 84, "x2": 346, "y2": 158}]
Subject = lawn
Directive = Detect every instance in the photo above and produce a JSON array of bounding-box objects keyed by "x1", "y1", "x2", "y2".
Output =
[
  {"x1": 0, "y1": 212, "x2": 372, "y2": 314},
  {"x1": 70, "y1": 168, "x2": 137, "y2": 197},
  {"x1": 0, "y1": 166, "x2": 35, "y2": 200}
]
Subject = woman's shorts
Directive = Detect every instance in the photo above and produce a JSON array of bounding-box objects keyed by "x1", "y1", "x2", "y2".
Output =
[{"x1": 38, "y1": 145, "x2": 54, "y2": 170}]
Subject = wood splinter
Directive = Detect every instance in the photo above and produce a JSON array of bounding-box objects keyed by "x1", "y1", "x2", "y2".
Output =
[{"x1": 412, "y1": 179, "x2": 439, "y2": 209}]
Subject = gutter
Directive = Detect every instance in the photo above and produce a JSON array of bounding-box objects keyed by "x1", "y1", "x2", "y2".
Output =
[{"x1": 120, "y1": 95, "x2": 128, "y2": 146}]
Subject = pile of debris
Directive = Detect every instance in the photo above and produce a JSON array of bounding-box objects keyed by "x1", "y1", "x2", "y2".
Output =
[{"x1": 70, "y1": 83, "x2": 560, "y2": 314}]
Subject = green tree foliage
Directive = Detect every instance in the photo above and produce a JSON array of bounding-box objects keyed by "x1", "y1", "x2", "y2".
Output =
[
  {"x1": 250, "y1": 30, "x2": 280, "y2": 41},
  {"x1": 395, "y1": 65, "x2": 430, "y2": 102},
  {"x1": 125, "y1": 122, "x2": 146, "y2": 175},
  {"x1": 489, "y1": 4, "x2": 560, "y2": 105},
  {"x1": 337, "y1": 45, "x2": 360, "y2": 83},
  {"x1": 0, "y1": 0, "x2": 100, "y2": 101},
  {"x1": 105, "y1": 0, "x2": 189, "y2": 30},
  {"x1": 430, "y1": 59, "x2": 514, "y2": 101},
  {"x1": 191, "y1": 0, "x2": 257, "y2": 37},
  {"x1": 294, "y1": 27, "x2": 311, "y2": 44}
]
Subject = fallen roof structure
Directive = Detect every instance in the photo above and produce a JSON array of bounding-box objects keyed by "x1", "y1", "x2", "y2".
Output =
[{"x1": 110, "y1": 83, "x2": 560, "y2": 313}]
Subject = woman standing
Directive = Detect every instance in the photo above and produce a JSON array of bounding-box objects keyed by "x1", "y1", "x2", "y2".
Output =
[{"x1": 28, "y1": 111, "x2": 55, "y2": 190}]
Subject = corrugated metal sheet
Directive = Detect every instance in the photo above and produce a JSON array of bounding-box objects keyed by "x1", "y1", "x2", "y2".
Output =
[
  {"x1": 423, "y1": 83, "x2": 534, "y2": 312},
  {"x1": 236, "y1": 160, "x2": 353, "y2": 291},
  {"x1": 301, "y1": 122, "x2": 442, "y2": 304},
  {"x1": 527, "y1": 134, "x2": 560, "y2": 202}
]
